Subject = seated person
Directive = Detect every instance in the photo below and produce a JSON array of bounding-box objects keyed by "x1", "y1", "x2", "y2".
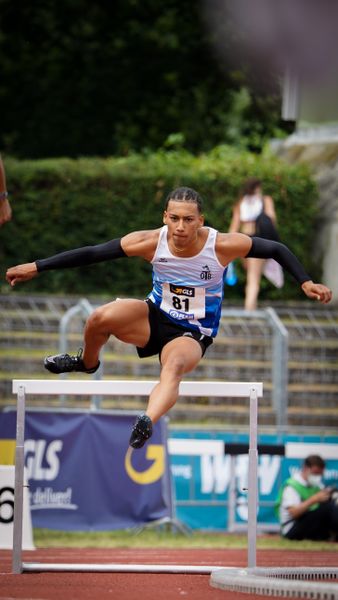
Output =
[{"x1": 276, "y1": 454, "x2": 338, "y2": 541}]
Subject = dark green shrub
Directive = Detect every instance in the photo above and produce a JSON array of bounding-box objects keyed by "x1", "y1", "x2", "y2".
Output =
[{"x1": 1, "y1": 147, "x2": 319, "y2": 301}]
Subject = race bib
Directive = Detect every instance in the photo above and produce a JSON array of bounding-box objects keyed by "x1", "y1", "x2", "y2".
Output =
[{"x1": 160, "y1": 283, "x2": 205, "y2": 321}]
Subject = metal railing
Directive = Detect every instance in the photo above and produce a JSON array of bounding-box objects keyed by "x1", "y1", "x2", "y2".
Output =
[
  {"x1": 1, "y1": 294, "x2": 338, "y2": 430},
  {"x1": 217, "y1": 308, "x2": 288, "y2": 432},
  {"x1": 56, "y1": 301, "x2": 288, "y2": 431}
]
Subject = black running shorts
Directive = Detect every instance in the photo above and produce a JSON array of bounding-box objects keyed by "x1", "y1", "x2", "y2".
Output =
[{"x1": 137, "y1": 299, "x2": 213, "y2": 360}]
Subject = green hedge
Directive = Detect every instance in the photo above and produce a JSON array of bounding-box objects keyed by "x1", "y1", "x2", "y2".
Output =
[{"x1": 1, "y1": 146, "x2": 319, "y2": 301}]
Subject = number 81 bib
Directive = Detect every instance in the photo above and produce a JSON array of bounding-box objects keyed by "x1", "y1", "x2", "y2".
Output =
[{"x1": 160, "y1": 283, "x2": 205, "y2": 321}]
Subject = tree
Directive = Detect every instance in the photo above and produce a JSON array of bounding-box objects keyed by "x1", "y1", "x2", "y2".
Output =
[{"x1": 0, "y1": 0, "x2": 287, "y2": 158}]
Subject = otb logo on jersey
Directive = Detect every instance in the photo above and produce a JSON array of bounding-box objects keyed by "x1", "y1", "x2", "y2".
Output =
[
  {"x1": 200, "y1": 265, "x2": 212, "y2": 280},
  {"x1": 169, "y1": 284, "x2": 195, "y2": 297}
]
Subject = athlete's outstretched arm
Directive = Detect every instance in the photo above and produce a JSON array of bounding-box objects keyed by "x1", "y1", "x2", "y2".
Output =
[
  {"x1": 246, "y1": 237, "x2": 332, "y2": 304},
  {"x1": 35, "y1": 239, "x2": 127, "y2": 271},
  {"x1": 6, "y1": 238, "x2": 127, "y2": 287},
  {"x1": 6, "y1": 229, "x2": 160, "y2": 287}
]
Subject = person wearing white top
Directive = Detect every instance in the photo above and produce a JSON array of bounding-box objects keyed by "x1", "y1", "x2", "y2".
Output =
[{"x1": 229, "y1": 177, "x2": 281, "y2": 310}]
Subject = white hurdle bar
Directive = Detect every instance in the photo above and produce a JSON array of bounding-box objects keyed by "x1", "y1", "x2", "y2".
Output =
[{"x1": 12, "y1": 379, "x2": 262, "y2": 574}]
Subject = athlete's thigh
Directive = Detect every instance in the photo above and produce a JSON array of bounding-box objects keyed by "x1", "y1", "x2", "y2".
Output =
[
  {"x1": 99, "y1": 298, "x2": 150, "y2": 346},
  {"x1": 160, "y1": 335, "x2": 203, "y2": 373}
]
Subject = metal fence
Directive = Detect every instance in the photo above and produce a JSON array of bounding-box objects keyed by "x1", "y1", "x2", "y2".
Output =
[{"x1": 1, "y1": 294, "x2": 337, "y2": 430}]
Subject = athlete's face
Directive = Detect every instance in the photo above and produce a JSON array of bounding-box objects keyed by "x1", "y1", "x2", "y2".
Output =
[{"x1": 163, "y1": 201, "x2": 204, "y2": 248}]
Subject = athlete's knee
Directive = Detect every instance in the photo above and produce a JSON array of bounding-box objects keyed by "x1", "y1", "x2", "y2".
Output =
[
  {"x1": 162, "y1": 355, "x2": 187, "y2": 378},
  {"x1": 86, "y1": 304, "x2": 115, "y2": 332}
]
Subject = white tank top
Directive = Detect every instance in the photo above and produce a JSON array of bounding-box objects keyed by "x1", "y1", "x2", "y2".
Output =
[
  {"x1": 239, "y1": 194, "x2": 263, "y2": 222},
  {"x1": 148, "y1": 226, "x2": 227, "y2": 337}
]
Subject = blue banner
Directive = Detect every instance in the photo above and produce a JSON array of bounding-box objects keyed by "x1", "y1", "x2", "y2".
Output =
[{"x1": 0, "y1": 410, "x2": 171, "y2": 531}]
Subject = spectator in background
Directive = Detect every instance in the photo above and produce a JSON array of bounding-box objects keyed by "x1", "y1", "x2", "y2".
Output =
[
  {"x1": 0, "y1": 155, "x2": 12, "y2": 226},
  {"x1": 276, "y1": 454, "x2": 338, "y2": 541},
  {"x1": 228, "y1": 177, "x2": 282, "y2": 310}
]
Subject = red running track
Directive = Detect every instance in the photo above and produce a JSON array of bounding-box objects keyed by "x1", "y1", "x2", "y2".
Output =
[{"x1": 1, "y1": 547, "x2": 337, "y2": 600}]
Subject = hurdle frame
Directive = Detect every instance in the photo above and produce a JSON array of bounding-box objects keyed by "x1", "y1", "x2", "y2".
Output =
[{"x1": 12, "y1": 379, "x2": 262, "y2": 574}]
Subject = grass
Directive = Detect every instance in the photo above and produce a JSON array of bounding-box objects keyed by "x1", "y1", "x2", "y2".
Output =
[{"x1": 33, "y1": 528, "x2": 337, "y2": 552}]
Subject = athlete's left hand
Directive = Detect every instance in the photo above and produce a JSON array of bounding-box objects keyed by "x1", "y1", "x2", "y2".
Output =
[{"x1": 301, "y1": 281, "x2": 332, "y2": 304}]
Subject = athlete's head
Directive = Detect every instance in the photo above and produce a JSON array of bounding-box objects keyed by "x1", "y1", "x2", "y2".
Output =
[
  {"x1": 164, "y1": 187, "x2": 203, "y2": 214},
  {"x1": 163, "y1": 187, "x2": 204, "y2": 249}
]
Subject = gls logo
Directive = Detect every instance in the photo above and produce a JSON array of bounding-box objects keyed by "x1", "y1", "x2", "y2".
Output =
[
  {"x1": 25, "y1": 439, "x2": 63, "y2": 481},
  {"x1": 200, "y1": 265, "x2": 212, "y2": 280},
  {"x1": 125, "y1": 445, "x2": 165, "y2": 484},
  {"x1": 169, "y1": 284, "x2": 194, "y2": 297}
]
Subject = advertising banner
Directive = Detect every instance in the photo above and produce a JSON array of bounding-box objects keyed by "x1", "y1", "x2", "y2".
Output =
[
  {"x1": 0, "y1": 410, "x2": 171, "y2": 531},
  {"x1": 1, "y1": 409, "x2": 337, "y2": 531},
  {"x1": 169, "y1": 433, "x2": 338, "y2": 530}
]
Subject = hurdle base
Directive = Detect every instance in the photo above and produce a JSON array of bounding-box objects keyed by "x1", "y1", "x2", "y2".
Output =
[
  {"x1": 21, "y1": 562, "x2": 226, "y2": 574},
  {"x1": 210, "y1": 567, "x2": 338, "y2": 598}
]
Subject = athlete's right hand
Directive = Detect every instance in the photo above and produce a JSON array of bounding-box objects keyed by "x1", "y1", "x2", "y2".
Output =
[{"x1": 6, "y1": 262, "x2": 38, "y2": 287}]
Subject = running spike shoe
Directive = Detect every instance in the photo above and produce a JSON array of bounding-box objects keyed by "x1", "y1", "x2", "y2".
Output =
[
  {"x1": 44, "y1": 348, "x2": 100, "y2": 374},
  {"x1": 129, "y1": 414, "x2": 153, "y2": 449}
]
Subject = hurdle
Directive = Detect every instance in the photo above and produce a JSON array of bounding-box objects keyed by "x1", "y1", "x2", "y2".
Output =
[{"x1": 12, "y1": 379, "x2": 262, "y2": 574}]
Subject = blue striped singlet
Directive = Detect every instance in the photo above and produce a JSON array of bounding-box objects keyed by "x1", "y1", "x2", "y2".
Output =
[{"x1": 148, "y1": 226, "x2": 227, "y2": 337}]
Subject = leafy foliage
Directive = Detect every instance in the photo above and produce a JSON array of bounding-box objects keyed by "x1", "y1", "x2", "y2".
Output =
[
  {"x1": 0, "y1": 0, "x2": 289, "y2": 157},
  {"x1": 1, "y1": 148, "x2": 319, "y2": 302}
]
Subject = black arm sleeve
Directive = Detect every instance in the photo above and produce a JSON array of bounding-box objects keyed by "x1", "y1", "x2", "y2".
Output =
[
  {"x1": 246, "y1": 237, "x2": 311, "y2": 284},
  {"x1": 36, "y1": 238, "x2": 127, "y2": 272}
]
